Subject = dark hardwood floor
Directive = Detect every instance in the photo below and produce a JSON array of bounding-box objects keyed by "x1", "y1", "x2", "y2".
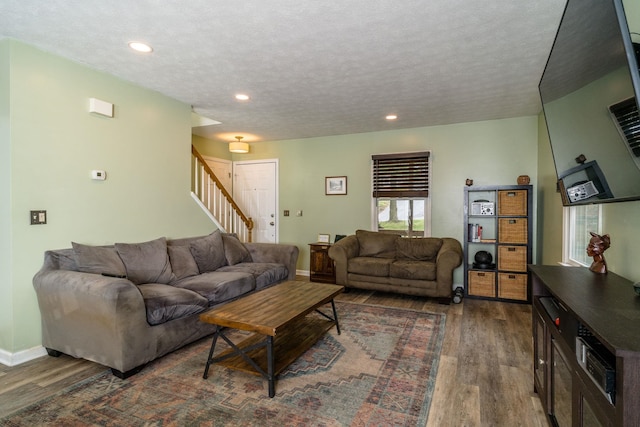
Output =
[{"x1": 0, "y1": 287, "x2": 546, "y2": 426}]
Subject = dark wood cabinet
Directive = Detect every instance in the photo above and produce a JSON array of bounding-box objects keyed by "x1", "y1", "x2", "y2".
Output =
[
  {"x1": 530, "y1": 265, "x2": 640, "y2": 426},
  {"x1": 309, "y1": 243, "x2": 335, "y2": 284}
]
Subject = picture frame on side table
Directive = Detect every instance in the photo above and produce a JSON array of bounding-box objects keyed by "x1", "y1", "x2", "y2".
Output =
[
  {"x1": 317, "y1": 233, "x2": 330, "y2": 244},
  {"x1": 325, "y1": 176, "x2": 347, "y2": 195}
]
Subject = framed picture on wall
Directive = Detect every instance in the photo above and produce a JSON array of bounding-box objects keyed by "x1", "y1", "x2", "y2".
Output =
[{"x1": 325, "y1": 176, "x2": 347, "y2": 195}]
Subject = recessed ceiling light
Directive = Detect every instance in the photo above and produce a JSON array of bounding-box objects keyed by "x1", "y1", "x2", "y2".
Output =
[
  {"x1": 235, "y1": 94, "x2": 250, "y2": 101},
  {"x1": 128, "y1": 41, "x2": 153, "y2": 53},
  {"x1": 386, "y1": 114, "x2": 398, "y2": 120}
]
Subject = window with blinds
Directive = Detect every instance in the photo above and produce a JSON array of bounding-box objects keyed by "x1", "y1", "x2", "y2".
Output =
[
  {"x1": 609, "y1": 97, "x2": 640, "y2": 158},
  {"x1": 371, "y1": 151, "x2": 430, "y2": 198}
]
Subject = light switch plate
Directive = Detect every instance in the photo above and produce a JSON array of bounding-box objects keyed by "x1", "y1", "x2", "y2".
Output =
[{"x1": 30, "y1": 210, "x2": 47, "y2": 225}]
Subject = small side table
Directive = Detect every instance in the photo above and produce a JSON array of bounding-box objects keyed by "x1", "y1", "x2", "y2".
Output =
[{"x1": 309, "y1": 243, "x2": 336, "y2": 284}]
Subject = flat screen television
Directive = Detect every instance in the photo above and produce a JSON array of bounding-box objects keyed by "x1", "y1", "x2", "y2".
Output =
[{"x1": 539, "y1": 0, "x2": 640, "y2": 205}]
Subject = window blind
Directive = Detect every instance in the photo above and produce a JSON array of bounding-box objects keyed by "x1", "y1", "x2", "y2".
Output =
[
  {"x1": 372, "y1": 151, "x2": 430, "y2": 197},
  {"x1": 609, "y1": 97, "x2": 640, "y2": 157}
]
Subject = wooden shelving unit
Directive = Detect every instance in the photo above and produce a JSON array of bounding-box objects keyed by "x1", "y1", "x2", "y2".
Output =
[{"x1": 463, "y1": 185, "x2": 533, "y2": 302}]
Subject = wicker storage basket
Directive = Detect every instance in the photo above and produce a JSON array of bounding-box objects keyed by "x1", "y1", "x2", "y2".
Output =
[
  {"x1": 498, "y1": 190, "x2": 527, "y2": 216},
  {"x1": 468, "y1": 271, "x2": 495, "y2": 297},
  {"x1": 498, "y1": 218, "x2": 528, "y2": 244},
  {"x1": 498, "y1": 245, "x2": 527, "y2": 272},
  {"x1": 498, "y1": 273, "x2": 527, "y2": 300}
]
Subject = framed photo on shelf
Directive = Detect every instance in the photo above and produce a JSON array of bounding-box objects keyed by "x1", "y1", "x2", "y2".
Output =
[
  {"x1": 325, "y1": 176, "x2": 347, "y2": 195},
  {"x1": 317, "y1": 233, "x2": 330, "y2": 243}
]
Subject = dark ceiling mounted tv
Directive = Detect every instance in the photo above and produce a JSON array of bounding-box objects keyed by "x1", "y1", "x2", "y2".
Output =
[{"x1": 539, "y1": 0, "x2": 640, "y2": 206}]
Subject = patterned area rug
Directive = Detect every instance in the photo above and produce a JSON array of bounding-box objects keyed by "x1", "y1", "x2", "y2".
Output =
[{"x1": 2, "y1": 302, "x2": 445, "y2": 426}]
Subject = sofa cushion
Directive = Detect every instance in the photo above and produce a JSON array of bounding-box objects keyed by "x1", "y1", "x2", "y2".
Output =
[
  {"x1": 347, "y1": 257, "x2": 394, "y2": 277},
  {"x1": 47, "y1": 248, "x2": 78, "y2": 271},
  {"x1": 137, "y1": 283, "x2": 208, "y2": 326},
  {"x1": 172, "y1": 271, "x2": 254, "y2": 304},
  {"x1": 356, "y1": 230, "x2": 398, "y2": 258},
  {"x1": 167, "y1": 245, "x2": 199, "y2": 281},
  {"x1": 115, "y1": 237, "x2": 173, "y2": 285},
  {"x1": 222, "y1": 234, "x2": 252, "y2": 265},
  {"x1": 396, "y1": 237, "x2": 443, "y2": 261},
  {"x1": 217, "y1": 262, "x2": 288, "y2": 289},
  {"x1": 189, "y1": 230, "x2": 227, "y2": 273},
  {"x1": 71, "y1": 242, "x2": 127, "y2": 277},
  {"x1": 389, "y1": 260, "x2": 437, "y2": 281}
]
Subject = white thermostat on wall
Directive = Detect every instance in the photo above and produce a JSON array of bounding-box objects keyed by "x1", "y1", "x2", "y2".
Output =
[{"x1": 91, "y1": 170, "x2": 107, "y2": 181}]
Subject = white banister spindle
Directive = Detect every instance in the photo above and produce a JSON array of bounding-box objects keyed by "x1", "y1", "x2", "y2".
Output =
[{"x1": 191, "y1": 148, "x2": 252, "y2": 242}]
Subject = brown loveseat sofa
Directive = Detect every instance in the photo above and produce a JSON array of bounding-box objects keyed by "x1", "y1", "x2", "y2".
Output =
[
  {"x1": 32, "y1": 230, "x2": 298, "y2": 378},
  {"x1": 328, "y1": 230, "x2": 462, "y2": 303}
]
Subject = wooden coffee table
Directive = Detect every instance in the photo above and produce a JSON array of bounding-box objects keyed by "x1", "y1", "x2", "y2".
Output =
[{"x1": 199, "y1": 281, "x2": 344, "y2": 397}]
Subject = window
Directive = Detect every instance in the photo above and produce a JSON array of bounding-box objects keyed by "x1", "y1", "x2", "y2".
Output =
[
  {"x1": 372, "y1": 152, "x2": 431, "y2": 237},
  {"x1": 563, "y1": 204, "x2": 602, "y2": 266}
]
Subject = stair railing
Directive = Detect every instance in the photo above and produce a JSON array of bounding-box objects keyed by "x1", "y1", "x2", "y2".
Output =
[{"x1": 191, "y1": 146, "x2": 253, "y2": 242}]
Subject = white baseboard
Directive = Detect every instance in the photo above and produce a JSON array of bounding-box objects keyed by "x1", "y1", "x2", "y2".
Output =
[
  {"x1": 0, "y1": 345, "x2": 47, "y2": 367},
  {"x1": 297, "y1": 269, "x2": 310, "y2": 278}
]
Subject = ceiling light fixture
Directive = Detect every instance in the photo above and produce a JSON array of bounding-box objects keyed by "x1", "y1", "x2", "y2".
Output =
[
  {"x1": 386, "y1": 114, "x2": 398, "y2": 120},
  {"x1": 128, "y1": 41, "x2": 153, "y2": 53},
  {"x1": 235, "y1": 94, "x2": 250, "y2": 101},
  {"x1": 229, "y1": 136, "x2": 249, "y2": 153}
]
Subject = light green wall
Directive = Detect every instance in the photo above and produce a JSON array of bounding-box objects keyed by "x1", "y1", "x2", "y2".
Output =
[
  {"x1": 624, "y1": 0, "x2": 639, "y2": 32},
  {"x1": 192, "y1": 134, "x2": 231, "y2": 159},
  {"x1": 536, "y1": 114, "x2": 564, "y2": 264},
  {"x1": 0, "y1": 41, "x2": 12, "y2": 351},
  {"x1": 2, "y1": 40, "x2": 215, "y2": 355},
  {"x1": 197, "y1": 116, "x2": 540, "y2": 287},
  {"x1": 601, "y1": 201, "x2": 640, "y2": 279}
]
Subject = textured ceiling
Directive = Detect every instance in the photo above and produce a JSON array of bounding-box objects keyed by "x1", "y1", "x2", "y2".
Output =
[{"x1": 0, "y1": 0, "x2": 566, "y2": 144}]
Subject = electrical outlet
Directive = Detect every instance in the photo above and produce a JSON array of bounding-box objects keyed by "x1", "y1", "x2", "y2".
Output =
[
  {"x1": 284, "y1": 210, "x2": 290, "y2": 216},
  {"x1": 30, "y1": 210, "x2": 47, "y2": 225}
]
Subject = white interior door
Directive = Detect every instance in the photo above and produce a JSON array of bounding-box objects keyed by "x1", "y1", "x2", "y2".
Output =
[
  {"x1": 203, "y1": 156, "x2": 232, "y2": 193},
  {"x1": 233, "y1": 160, "x2": 278, "y2": 243}
]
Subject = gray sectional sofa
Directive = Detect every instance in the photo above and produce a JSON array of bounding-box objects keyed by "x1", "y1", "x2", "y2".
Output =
[
  {"x1": 32, "y1": 230, "x2": 299, "y2": 378},
  {"x1": 328, "y1": 229, "x2": 462, "y2": 303}
]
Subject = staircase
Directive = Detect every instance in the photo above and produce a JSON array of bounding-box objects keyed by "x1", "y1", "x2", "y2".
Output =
[{"x1": 191, "y1": 146, "x2": 253, "y2": 242}]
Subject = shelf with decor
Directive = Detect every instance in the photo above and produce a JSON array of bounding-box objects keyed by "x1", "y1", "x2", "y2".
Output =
[{"x1": 463, "y1": 184, "x2": 533, "y2": 302}]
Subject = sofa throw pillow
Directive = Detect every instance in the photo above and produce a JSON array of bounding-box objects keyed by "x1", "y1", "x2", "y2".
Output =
[
  {"x1": 396, "y1": 237, "x2": 443, "y2": 261},
  {"x1": 167, "y1": 245, "x2": 200, "y2": 281},
  {"x1": 222, "y1": 234, "x2": 252, "y2": 265},
  {"x1": 72, "y1": 242, "x2": 127, "y2": 277},
  {"x1": 53, "y1": 248, "x2": 81, "y2": 271},
  {"x1": 189, "y1": 230, "x2": 227, "y2": 273},
  {"x1": 356, "y1": 229, "x2": 399, "y2": 258},
  {"x1": 115, "y1": 237, "x2": 173, "y2": 285}
]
